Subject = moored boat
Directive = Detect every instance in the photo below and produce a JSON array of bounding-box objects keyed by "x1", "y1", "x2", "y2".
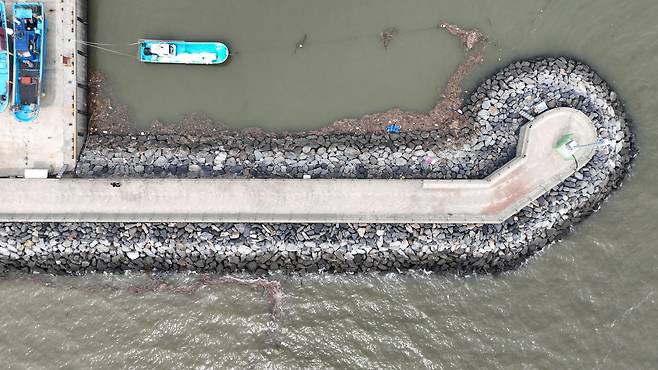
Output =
[
  {"x1": 13, "y1": 2, "x2": 46, "y2": 123},
  {"x1": 139, "y1": 39, "x2": 229, "y2": 65},
  {"x1": 0, "y1": 1, "x2": 9, "y2": 112}
]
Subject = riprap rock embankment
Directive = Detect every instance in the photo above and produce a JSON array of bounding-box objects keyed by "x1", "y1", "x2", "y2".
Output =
[{"x1": 0, "y1": 57, "x2": 635, "y2": 274}]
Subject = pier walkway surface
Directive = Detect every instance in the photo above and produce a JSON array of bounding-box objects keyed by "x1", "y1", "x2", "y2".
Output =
[
  {"x1": 0, "y1": 0, "x2": 87, "y2": 177},
  {"x1": 0, "y1": 108, "x2": 598, "y2": 224}
]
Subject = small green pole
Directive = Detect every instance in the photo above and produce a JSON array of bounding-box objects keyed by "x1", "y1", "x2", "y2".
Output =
[{"x1": 555, "y1": 133, "x2": 577, "y2": 159}]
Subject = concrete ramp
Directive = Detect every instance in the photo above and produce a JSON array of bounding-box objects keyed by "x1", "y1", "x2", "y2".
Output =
[{"x1": 0, "y1": 108, "x2": 597, "y2": 224}]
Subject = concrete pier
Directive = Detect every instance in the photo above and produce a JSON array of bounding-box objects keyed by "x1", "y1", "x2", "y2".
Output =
[
  {"x1": 0, "y1": 108, "x2": 598, "y2": 224},
  {"x1": 0, "y1": 55, "x2": 635, "y2": 274},
  {"x1": 0, "y1": 0, "x2": 88, "y2": 177}
]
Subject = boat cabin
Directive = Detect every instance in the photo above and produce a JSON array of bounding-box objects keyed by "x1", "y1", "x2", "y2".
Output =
[{"x1": 146, "y1": 43, "x2": 176, "y2": 57}]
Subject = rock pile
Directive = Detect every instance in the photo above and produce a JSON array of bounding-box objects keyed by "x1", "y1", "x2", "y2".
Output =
[
  {"x1": 76, "y1": 130, "x2": 508, "y2": 180},
  {"x1": 1, "y1": 57, "x2": 635, "y2": 274}
]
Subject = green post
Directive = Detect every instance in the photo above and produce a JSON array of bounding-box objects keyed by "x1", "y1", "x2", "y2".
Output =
[{"x1": 555, "y1": 133, "x2": 577, "y2": 159}]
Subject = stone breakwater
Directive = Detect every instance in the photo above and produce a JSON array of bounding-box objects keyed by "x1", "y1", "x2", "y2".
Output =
[
  {"x1": 0, "y1": 57, "x2": 635, "y2": 274},
  {"x1": 76, "y1": 129, "x2": 502, "y2": 180}
]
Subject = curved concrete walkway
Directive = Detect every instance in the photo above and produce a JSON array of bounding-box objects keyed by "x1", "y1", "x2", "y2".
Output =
[{"x1": 0, "y1": 108, "x2": 597, "y2": 224}]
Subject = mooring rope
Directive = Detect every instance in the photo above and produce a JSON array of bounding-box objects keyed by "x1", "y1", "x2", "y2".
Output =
[
  {"x1": 77, "y1": 39, "x2": 139, "y2": 46},
  {"x1": 76, "y1": 40, "x2": 137, "y2": 59}
]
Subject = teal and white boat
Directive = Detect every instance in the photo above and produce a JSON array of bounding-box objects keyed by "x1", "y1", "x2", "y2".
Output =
[
  {"x1": 139, "y1": 40, "x2": 229, "y2": 65},
  {"x1": 0, "y1": 1, "x2": 10, "y2": 112},
  {"x1": 13, "y1": 2, "x2": 46, "y2": 123}
]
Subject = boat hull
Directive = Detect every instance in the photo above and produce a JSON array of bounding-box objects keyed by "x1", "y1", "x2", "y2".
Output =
[
  {"x1": 139, "y1": 40, "x2": 229, "y2": 65},
  {"x1": 13, "y1": 2, "x2": 46, "y2": 123},
  {"x1": 0, "y1": 2, "x2": 9, "y2": 112}
]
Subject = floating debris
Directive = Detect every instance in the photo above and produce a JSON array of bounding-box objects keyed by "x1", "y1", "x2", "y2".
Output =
[
  {"x1": 379, "y1": 27, "x2": 399, "y2": 50},
  {"x1": 439, "y1": 22, "x2": 484, "y2": 50},
  {"x1": 386, "y1": 124, "x2": 401, "y2": 133},
  {"x1": 19, "y1": 274, "x2": 284, "y2": 320},
  {"x1": 294, "y1": 33, "x2": 308, "y2": 53},
  {"x1": 428, "y1": 22, "x2": 488, "y2": 134}
]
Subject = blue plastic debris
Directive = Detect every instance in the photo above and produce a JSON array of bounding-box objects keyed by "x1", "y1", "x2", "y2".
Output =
[{"x1": 386, "y1": 124, "x2": 401, "y2": 133}]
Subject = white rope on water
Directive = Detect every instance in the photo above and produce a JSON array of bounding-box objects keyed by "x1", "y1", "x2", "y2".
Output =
[
  {"x1": 77, "y1": 39, "x2": 139, "y2": 46},
  {"x1": 76, "y1": 40, "x2": 138, "y2": 59}
]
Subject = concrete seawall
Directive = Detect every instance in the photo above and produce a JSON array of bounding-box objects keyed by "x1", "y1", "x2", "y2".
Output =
[
  {"x1": 0, "y1": 57, "x2": 635, "y2": 274},
  {"x1": 0, "y1": 108, "x2": 597, "y2": 224}
]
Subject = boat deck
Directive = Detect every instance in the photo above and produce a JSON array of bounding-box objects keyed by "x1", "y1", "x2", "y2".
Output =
[
  {"x1": 0, "y1": 0, "x2": 87, "y2": 177},
  {"x1": 0, "y1": 4, "x2": 8, "y2": 106},
  {"x1": 16, "y1": 67, "x2": 41, "y2": 105},
  {"x1": 13, "y1": 4, "x2": 44, "y2": 112}
]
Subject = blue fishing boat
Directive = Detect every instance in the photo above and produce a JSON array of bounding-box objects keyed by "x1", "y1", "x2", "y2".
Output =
[
  {"x1": 13, "y1": 2, "x2": 46, "y2": 123},
  {"x1": 139, "y1": 39, "x2": 229, "y2": 65},
  {"x1": 0, "y1": 1, "x2": 10, "y2": 112}
]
